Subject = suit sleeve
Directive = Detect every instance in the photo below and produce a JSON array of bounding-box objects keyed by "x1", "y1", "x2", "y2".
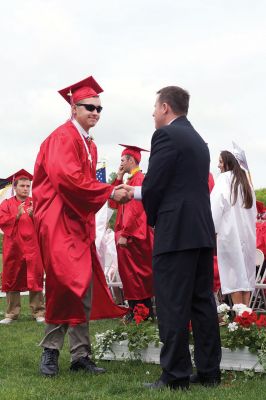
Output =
[
  {"x1": 42, "y1": 132, "x2": 113, "y2": 219},
  {"x1": 142, "y1": 129, "x2": 177, "y2": 226}
]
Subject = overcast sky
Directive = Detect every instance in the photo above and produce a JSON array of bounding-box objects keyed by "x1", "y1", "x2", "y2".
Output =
[{"x1": 0, "y1": 0, "x2": 265, "y2": 188}]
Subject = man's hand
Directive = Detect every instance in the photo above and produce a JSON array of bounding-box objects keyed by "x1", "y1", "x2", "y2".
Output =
[
  {"x1": 16, "y1": 203, "x2": 25, "y2": 219},
  {"x1": 26, "y1": 202, "x2": 33, "y2": 217},
  {"x1": 117, "y1": 165, "x2": 125, "y2": 181},
  {"x1": 115, "y1": 184, "x2": 135, "y2": 198},
  {"x1": 117, "y1": 236, "x2": 128, "y2": 247},
  {"x1": 112, "y1": 188, "x2": 131, "y2": 204}
]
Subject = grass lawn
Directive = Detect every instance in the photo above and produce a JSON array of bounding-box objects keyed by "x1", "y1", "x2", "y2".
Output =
[{"x1": 0, "y1": 297, "x2": 265, "y2": 400}]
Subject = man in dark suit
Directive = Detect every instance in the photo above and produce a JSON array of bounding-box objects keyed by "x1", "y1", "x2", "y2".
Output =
[{"x1": 118, "y1": 86, "x2": 221, "y2": 390}]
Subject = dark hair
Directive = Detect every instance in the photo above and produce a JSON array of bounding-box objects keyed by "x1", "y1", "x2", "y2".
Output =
[
  {"x1": 14, "y1": 178, "x2": 30, "y2": 187},
  {"x1": 125, "y1": 154, "x2": 139, "y2": 165},
  {"x1": 156, "y1": 86, "x2": 190, "y2": 115},
  {"x1": 220, "y1": 150, "x2": 253, "y2": 209}
]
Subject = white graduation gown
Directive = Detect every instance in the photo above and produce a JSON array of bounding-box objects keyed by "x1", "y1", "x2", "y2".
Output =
[{"x1": 210, "y1": 171, "x2": 256, "y2": 294}]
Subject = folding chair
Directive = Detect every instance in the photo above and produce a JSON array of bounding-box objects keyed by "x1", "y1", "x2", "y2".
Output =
[
  {"x1": 249, "y1": 249, "x2": 266, "y2": 311},
  {"x1": 104, "y1": 264, "x2": 124, "y2": 304}
]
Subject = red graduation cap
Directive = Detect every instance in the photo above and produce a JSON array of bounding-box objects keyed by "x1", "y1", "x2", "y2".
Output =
[
  {"x1": 58, "y1": 75, "x2": 103, "y2": 104},
  {"x1": 5, "y1": 169, "x2": 33, "y2": 184},
  {"x1": 119, "y1": 144, "x2": 149, "y2": 164}
]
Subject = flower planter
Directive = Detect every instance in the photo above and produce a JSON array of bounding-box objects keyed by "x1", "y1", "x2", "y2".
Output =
[
  {"x1": 99, "y1": 340, "x2": 162, "y2": 362},
  {"x1": 98, "y1": 341, "x2": 264, "y2": 372},
  {"x1": 221, "y1": 347, "x2": 263, "y2": 372}
]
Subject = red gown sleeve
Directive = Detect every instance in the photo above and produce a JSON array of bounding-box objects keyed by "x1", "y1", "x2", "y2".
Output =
[
  {"x1": 120, "y1": 199, "x2": 147, "y2": 240},
  {"x1": 0, "y1": 199, "x2": 18, "y2": 237},
  {"x1": 108, "y1": 178, "x2": 123, "y2": 210},
  {"x1": 208, "y1": 173, "x2": 215, "y2": 193},
  {"x1": 42, "y1": 131, "x2": 113, "y2": 219}
]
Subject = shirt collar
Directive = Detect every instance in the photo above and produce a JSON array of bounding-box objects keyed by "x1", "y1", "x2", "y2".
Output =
[
  {"x1": 71, "y1": 118, "x2": 90, "y2": 139},
  {"x1": 168, "y1": 117, "x2": 178, "y2": 125},
  {"x1": 168, "y1": 115, "x2": 186, "y2": 125}
]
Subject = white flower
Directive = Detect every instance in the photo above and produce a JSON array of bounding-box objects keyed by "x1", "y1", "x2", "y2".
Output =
[
  {"x1": 232, "y1": 304, "x2": 252, "y2": 316},
  {"x1": 239, "y1": 307, "x2": 252, "y2": 316},
  {"x1": 217, "y1": 303, "x2": 230, "y2": 314},
  {"x1": 95, "y1": 333, "x2": 105, "y2": 339},
  {"x1": 228, "y1": 322, "x2": 239, "y2": 332},
  {"x1": 146, "y1": 371, "x2": 150, "y2": 375},
  {"x1": 222, "y1": 314, "x2": 229, "y2": 323}
]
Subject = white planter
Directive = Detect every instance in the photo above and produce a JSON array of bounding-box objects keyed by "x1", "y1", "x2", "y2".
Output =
[
  {"x1": 220, "y1": 347, "x2": 263, "y2": 372},
  {"x1": 99, "y1": 340, "x2": 162, "y2": 362},
  {"x1": 98, "y1": 341, "x2": 264, "y2": 372}
]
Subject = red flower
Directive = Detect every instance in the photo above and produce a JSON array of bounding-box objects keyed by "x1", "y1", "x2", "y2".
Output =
[
  {"x1": 255, "y1": 315, "x2": 266, "y2": 328},
  {"x1": 234, "y1": 311, "x2": 258, "y2": 328},
  {"x1": 242, "y1": 311, "x2": 257, "y2": 322},
  {"x1": 132, "y1": 303, "x2": 150, "y2": 324},
  {"x1": 134, "y1": 315, "x2": 143, "y2": 325}
]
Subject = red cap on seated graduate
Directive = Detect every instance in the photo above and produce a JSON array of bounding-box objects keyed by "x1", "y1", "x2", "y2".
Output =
[
  {"x1": 58, "y1": 76, "x2": 103, "y2": 104},
  {"x1": 119, "y1": 144, "x2": 149, "y2": 164},
  {"x1": 5, "y1": 169, "x2": 33, "y2": 184}
]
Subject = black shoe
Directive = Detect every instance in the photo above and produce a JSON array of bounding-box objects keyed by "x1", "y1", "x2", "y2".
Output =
[
  {"x1": 196, "y1": 371, "x2": 221, "y2": 387},
  {"x1": 70, "y1": 356, "x2": 106, "y2": 374},
  {"x1": 144, "y1": 378, "x2": 189, "y2": 391},
  {"x1": 40, "y1": 348, "x2": 59, "y2": 377},
  {"x1": 200, "y1": 375, "x2": 221, "y2": 387},
  {"x1": 190, "y1": 373, "x2": 200, "y2": 384}
]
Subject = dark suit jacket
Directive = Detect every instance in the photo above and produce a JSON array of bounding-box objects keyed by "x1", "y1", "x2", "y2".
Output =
[{"x1": 142, "y1": 116, "x2": 215, "y2": 256}]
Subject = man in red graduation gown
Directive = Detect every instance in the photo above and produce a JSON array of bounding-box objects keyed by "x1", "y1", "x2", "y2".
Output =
[
  {"x1": 0, "y1": 170, "x2": 45, "y2": 324},
  {"x1": 109, "y1": 145, "x2": 154, "y2": 319},
  {"x1": 33, "y1": 76, "x2": 129, "y2": 377}
]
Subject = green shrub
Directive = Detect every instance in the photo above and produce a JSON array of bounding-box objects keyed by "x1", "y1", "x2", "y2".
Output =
[
  {"x1": 109, "y1": 209, "x2": 117, "y2": 230},
  {"x1": 255, "y1": 188, "x2": 266, "y2": 206},
  {"x1": 108, "y1": 171, "x2": 118, "y2": 230}
]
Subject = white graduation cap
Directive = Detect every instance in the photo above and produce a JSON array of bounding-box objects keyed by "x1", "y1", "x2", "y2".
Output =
[
  {"x1": 232, "y1": 141, "x2": 249, "y2": 172},
  {"x1": 232, "y1": 141, "x2": 253, "y2": 186}
]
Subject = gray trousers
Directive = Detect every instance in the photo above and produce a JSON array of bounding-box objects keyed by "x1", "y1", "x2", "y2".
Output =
[
  {"x1": 6, "y1": 291, "x2": 45, "y2": 319},
  {"x1": 40, "y1": 284, "x2": 92, "y2": 362}
]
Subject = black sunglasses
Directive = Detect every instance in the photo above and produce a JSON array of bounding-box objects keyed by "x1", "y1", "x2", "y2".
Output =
[{"x1": 76, "y1": 103, "x2": 103, "y2": 113}]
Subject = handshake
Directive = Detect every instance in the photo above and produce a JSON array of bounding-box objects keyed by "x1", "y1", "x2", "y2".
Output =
[{"x1": 111, "y1": 184, "x2": 135, "y2": 204}]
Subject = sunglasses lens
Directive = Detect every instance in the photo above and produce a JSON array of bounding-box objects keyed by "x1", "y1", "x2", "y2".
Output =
[
  {"x1": 85, "y1": 104, "x2": 95, "y2": 112},
  {"x1": 77, "y1": 104, "x2": 102, "y2": 113}
]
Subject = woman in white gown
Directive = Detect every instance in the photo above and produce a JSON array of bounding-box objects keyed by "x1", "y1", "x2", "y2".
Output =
[{"x1": 210, "y1": 150, "x2": 256, "y2": 306}]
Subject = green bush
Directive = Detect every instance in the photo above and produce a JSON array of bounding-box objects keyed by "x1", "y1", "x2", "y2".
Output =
[
  {"x1": 108, "y1": 171, "x2": 118, "y2": 230},
  {"x1": 109, "y1": 209, "x2": 117, "y2": 230},
  {"x1": 255, "y1": 188, "x2": 266, "y2": 206}
]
